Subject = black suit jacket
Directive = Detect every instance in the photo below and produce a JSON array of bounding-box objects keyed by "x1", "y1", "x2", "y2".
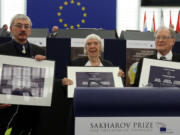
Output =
[
  {"x1": 0, "y1": 40, "x2": 45, "y2": 57},
  {"x1": 0, "y1": 40, "x2": 45, "y2": 135},
  {"x1": 71, "y1": 57, "x2": 114, "y2": 66},
  {"x1": 134, "y1": 52, "x2": 180, "y2": 87},
  {"x1": 48, "y1": 32, "x2": 58, "y2": 38}
]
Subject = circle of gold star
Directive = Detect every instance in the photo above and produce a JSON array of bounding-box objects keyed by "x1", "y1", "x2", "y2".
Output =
[
  {"x1": 77, "y1": 2, "x2": 81, "y2": 6},
  {"x1": 70, "y1": 0, "x2": 75, "y2": 4},
  {"x1": 57, "y1": 1, "x2": 87, "y2": 29},
  {"x1": 64, "y1": 1, "x2": 68, "y2": 6}
]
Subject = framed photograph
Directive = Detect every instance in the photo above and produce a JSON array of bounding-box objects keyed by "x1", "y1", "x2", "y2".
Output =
[
  {"x1": 67, "y1": 66, "x2": 124, "y2": 98},
  {"x1": 0, "y1": 55, "x2": 55, "y2": 106},
  {"x1": 139, "y1": 58, "x2": 180, "y2": 88}
]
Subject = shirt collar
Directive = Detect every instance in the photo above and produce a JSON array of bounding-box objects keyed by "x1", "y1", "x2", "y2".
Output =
[
  {"x1": 157, "y1": 51, "x2": 173, "y2": 61},
  {"x1": 85, "y1": 60, "x2": 103, "y2": 66},
  {"x1": 13, "y1": 39, "x2": 29, "y2": 50}
]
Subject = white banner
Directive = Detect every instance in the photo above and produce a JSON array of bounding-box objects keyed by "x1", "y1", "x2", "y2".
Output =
[
  {"x1": 127, "y1": 40, "x2": 155, "y2": 49},
  {"x1": 28, "y1": 37, "x2": 46, "y2": 47},
  {"x1": 75, "y1": 117, "x2": 180, "y2": 135}
]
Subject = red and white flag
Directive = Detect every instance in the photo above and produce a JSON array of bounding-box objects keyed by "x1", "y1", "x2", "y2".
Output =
[
  {"x1": 151, "y1": 12, "x2": 156, "y2": 32},
  {"x1": 143, "y1": 12, "x2": 147, "y2": 32},
  {"x1": 170, "y1": 10, "x2": 172, "y2": 25},
  {"x1": 169, "y1": 10, "x2": 174, "y2": 30},
  {"x1": 176, "y1": 11, "x2": 180, "y2": 33}
]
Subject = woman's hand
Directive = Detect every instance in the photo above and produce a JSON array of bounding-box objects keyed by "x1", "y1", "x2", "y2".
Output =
[
  {"x1": 62, "y1": 78, "x2": 73, "y2": 86},
  {"x1": 118, "y1": 69, "x2": 125, "y2": 78}
]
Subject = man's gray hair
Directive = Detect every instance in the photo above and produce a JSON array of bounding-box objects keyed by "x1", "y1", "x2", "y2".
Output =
[
  {"x1": 84, "y1": 34, "x2": 103, "y2": 54},
  {"x1": 10, "y1": 14, "x2": 32, "y2": 27},
  {"x1": 154, "y1": 26, "x2": 176, "y2": 39}
]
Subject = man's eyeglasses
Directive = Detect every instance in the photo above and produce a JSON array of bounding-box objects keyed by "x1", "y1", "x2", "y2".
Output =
[
  {"x1": 13, "y1": 24, "x2": 31, "y2": 29},
  {"x1": 155, "y1": 36, "x2": 171, "y2": 40}
]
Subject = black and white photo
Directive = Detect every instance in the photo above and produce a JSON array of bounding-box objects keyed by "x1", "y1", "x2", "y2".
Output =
[
  {"x1": 68, "y1": 66, "x2": 123, "y2": 98},
  {"x1": 0, "y1": 55, "x2": 55, "y2": 106}
]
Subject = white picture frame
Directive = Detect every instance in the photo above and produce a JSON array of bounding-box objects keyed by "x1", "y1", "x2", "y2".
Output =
[
  {"x1": 0, "y1": 55, "x2": 55, "y2": 106},
  {"x1": 67, "y1": 66, "x2": 124, "y2": 98},
  {"x1": 139, "y1": 58, "x2": 180, "y2": 88}
]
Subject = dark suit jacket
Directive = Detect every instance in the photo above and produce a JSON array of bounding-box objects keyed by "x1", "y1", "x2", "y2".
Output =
[
  {"x1": 0, "y1": 40, "x2": 45, "y2": 135},
  {"x1": 0, "y1": 40, "x2": 45, "y2": 57},
  {"x1": 48, "y1": 32, "x2": 58, "y2": 38},
  {"x1": 71, "y1": 57, "x2": 114, "y2": 66},
  {"x1": 133, "y1": 52, "x2": 180, "y2": 87}
]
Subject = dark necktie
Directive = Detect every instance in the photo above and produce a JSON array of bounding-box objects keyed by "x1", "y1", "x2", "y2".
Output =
[{"x1": 160, "y1": 56, "x2": 166, "y2": 60}]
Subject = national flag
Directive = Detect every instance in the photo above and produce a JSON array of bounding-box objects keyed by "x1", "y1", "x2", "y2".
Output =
[
  {"x1": 160, "y1": 9, "x2": 164, "y2": 26},
  {"x1": 143, "y1": 12, "x2": 148, "y2": 32},
  {"x1": 27, "y1": 0, "x2": 116, "y2": 30},
  {"x1": 151, "y1": 12, "x2": 156, "y2": 32},
  {"x1": 170, "y1": 10, "x2": 172, "y2": 26},
  {"x1": 169, "y1": 10, "x2": 174, "y2": 30},
  {"x1": 176, "y1": 11, "x2": 180, "y2": 33}
]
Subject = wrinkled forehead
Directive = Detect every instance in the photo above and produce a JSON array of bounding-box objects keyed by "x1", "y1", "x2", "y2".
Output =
[
  {"x1": 156, "y1": 29, "x2": 170, "y2": 37},
  {"x1": 86, "y1": 38, "x2": 100, "y2": 44},
  {"x1": 13, "y1": 19, "x2": 30, "y2": 25}
]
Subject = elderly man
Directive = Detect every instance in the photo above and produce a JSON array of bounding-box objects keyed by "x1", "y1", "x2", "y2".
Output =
[
  {"x1": 0, "y1": 14, "x2": 46, "y2": 135},
  {"x1": 49, "y1": 25, "x2": 59, "y2": 38},
  {"x1": 0, "y1": 15, "x2": 46, "y2": 60},
  {"x1": 134, "y1": 26, "x2": 180, "y2": 87}
]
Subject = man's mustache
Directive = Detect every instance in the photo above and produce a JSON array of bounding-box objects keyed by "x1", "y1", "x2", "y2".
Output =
[{"x1": 19, "y1": 31, "x2": 27, "y2": 35}]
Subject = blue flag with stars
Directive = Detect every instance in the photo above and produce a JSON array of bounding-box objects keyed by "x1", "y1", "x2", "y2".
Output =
[{"x1": 27, "y1": 0, "x2": 116, "y2": 30}]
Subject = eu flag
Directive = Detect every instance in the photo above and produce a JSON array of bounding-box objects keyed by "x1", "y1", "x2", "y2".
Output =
[{"x1": 27, "y1": 0, "x2": 116, "y2": 30}]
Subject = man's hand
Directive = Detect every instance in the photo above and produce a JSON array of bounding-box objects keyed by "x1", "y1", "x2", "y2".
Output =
[
  {"x1": 0, "y1": 104, "x2": 11, "y2": 109},
  {"x1": 34, "y1": 55, "x2": 46, "y2": 61},
  {"x1": 62, "y1": 78, "x2": 73, "y2": 86}
]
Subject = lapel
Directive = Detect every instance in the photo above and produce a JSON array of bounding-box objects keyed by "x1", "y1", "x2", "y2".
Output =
[
  {"x1": 28, "y1": 43, "x2": 36, "y2": 57},
  {"x1": 29, "y1": 43, "x2": 33, "y2": 57},
  {"x1": 152, "y1": 52, "x2": 180, "y2": 62},
  {"x1": 172, "y1": 54, "x2": 180, "y2": 62},
  {"x1": 7, "y1": 41, "x2": 20, "y2": 56},
  {"x1": 148, "y1": 54, "x2": 157, "y2": 60}
]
